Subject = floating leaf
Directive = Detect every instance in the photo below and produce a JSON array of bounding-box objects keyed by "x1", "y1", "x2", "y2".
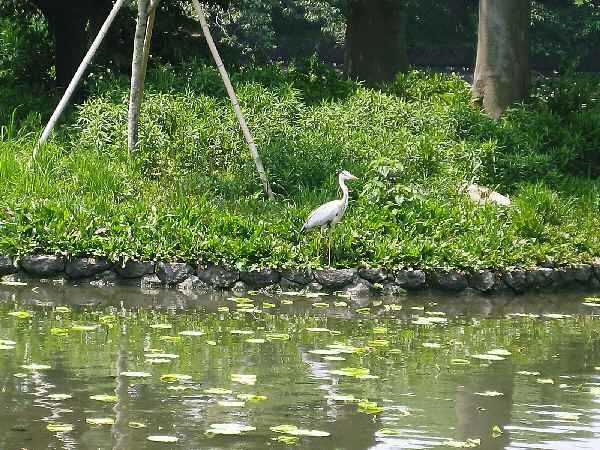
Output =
[
  {"x1": 281, "y1": 299, "x2": 294, "y2": 305},
  {"x1": 217, "y1": 307, "x2": 230, "y2": 313},
  {"x1": 0, "y1": 339, "x2": 16, "y2": 346},
  {"x1": 328, "y1": 367, "x2": 371, "y2": 378},
  {"x1": 86, "y1": 417, "x2": 115, "y2": 425},
  {"x1": 47, "y1": 423, "x2": 73, "y2": 432},
  {"x1": 1, "y1": 280, "x2": 27, "y2": 286},
  {"x1": 206, "y1": 340, "x2": 217, "y2": 346},
  {"x1": 147, "y1": 435, "x2": 179, "y2": 443},
  {"x1": 21, "y1": 363, "x2": 51, "y2": 371},
  {"x1": 237, "y1": 393, "x2": 267, "y2": 402},
  {"x1": 422, "y1": 342, "x2": 441, "y2": 349},
  {"x1": 334, "y1": 301, "x2": 348, "y2": 307},
  {"x1": 149, "y1": 324, "x2": 172, "y2": 329},
  {"x1": 231, "y1": 373, "x2": 256, "y2": 385},
  {"x1": 445, "y1": 438, "x2": 481, "y2": 448},
  {"x1": 272, "y1": 435, "x2": 300, "y2": 445},
  {"x1": 553, "y1": 412, "x2": 580, "y2": 421},
  {"x1": 48, "y1": 394, "x2": 72, "y2": 400},
  {"x1": 71, "y1": 325, "x2": 97, "y2": 332},
  {"x1": 324, "y1": 356, "x2": 346, "y2": 361},
  {"x1": 373, "y1": 327, "x2": 388, "y2": 334},
  {"x1": 312, "y1": 303, "x2": 330, "y2": 308},
  {"x1": 369, "y1": 339, "x2": 390, "y2": 347},
  {"x1": 517, "y1": 371, "x2": 541, "y2": 376},
  {"x1": 146, "y1": 358, "x2": 171, "y2": 364},
  {"x1": 262, "y1": 302, "x2": 276, "y2": 309},
  {"x1": 178, "y1": 330, "x2": 204, "y2": 336},
  {"x1": 377, "y1": 428, "x2": 403, "y2": 436},
  {"x1": 536, "y1": 378, "x2": 554, "y2": 384},
  {"x1": 90, "y1": 394, "x2": 118, "y2": 402},
  {"x1": 231, "y1": 330, "x2": 255, "y2": 335},
  {"x1": 8, "y1": 311, "x2": 31, "y2": 319},
  {"x1": 270, "y1": 424, "x2": 299, "y2": 434},
  {"x1": 0, "y1": 344, "x2": 15, "y2": 350},
  {"x1": 204, "y1": 388, "x2": 232, "y2": 395},
  {"x1": 144, "y1": 353, "x2": 179, "y2": 359},
  {"x1": 412, "y1": 317, "x2": 447, "y2": 325},
  {"x1": 491, "y1": 425, "x2": 503, "y2": 438},
  {"x1": 128, "y1": 422, "x2": 146, "y2": 428},
  {"x1": 55, "y1": 306, "x2": 70, "y2": 313},
  {"x1": 121, "y1": 371, "x2": 151, "y2": 378},
  {"x1": 306, "y1": 327, "x2": 332, "y2": 333},
  {"x1": 266, "y1": 333, "x2": 290, "y2": 341},
  {"x1": 487, "y1": 348, "x2": 511, "y2": 356},
  {"x1": 475, "y1": 391, "x2": 504, "y2": 397},
  {"x1": 450, "y1": 359, "x2": 471, "y2": 365},
  {"x1": 217, "y1": 400, "x2": 245, "y2": 407},
  {"x1": 50, "y1": 327, "x2": 70, "y2": 336},
  {"x1": 543, "y1": 313, "x2": 572, "y2": 319},
  {"x1": 326, "y1": 394, "x2": 357, "y2": 402},
  {"x1": 355, "y1": 308, "x2": 371, "y2": 315},
  {"x1": 357, "y1": 400, "x2": 384, "y2": 414},
  {"x1": 309, "y1": 349, "x2": 343, "y2": 356},
  {"x1": 245, "y1": 338, "x2": 265, "y2": 344},
  {"x1": 288, "y1": 429, "x2": 330, "y2": 437},
  {"x1": 471, "y1": 354, "x2": 505, "y2": 361},
  {"x1": 207, "y1": 423, "x2": 255, "y2": 435},
  {"x1": 159, "y1": 335, "x2": 181, "y2": 342},
  {"x1": 160, "y1": 374, "x2": 192, "y2": 382}
]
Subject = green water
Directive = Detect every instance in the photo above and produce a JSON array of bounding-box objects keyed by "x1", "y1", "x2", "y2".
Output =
[{"x1": 1, "y1": 282, "x2": 600, "y2": 449}]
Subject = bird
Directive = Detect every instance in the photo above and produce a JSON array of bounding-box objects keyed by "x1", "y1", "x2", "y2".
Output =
[{"x1": 301, "y1": 170, "x2": 359, "y2": 266}]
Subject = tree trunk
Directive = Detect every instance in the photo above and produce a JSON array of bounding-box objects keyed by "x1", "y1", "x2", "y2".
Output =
[
  {"x1": 29, "y1": 0, "x2": 113, "y2": 87},
  {"x1": 472, "y1": 0, "x2": 531, "y2": 119},
  {"x1": 345, "y1": 0, "x2": 408, "y2": 85}
]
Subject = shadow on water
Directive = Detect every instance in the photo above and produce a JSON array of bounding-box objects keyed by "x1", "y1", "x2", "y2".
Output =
[{"x1": 1, "y1": 281, "x2": 600, "y2": 450}]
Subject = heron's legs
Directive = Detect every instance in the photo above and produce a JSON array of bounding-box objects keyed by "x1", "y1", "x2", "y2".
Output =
[{"x1": 328, "y1": 236, "x2": 331, "y2": 267}]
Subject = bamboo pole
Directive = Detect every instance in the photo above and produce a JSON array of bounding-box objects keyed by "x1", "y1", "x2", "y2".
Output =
[
  {"x1": 32, "y1": 0, "x2": 125, "y2": 161},
  {"x1": 127, "y1": 0, "x2": 150, "y2": 156},
  {"x1": 138, "y1": 1, "x2": 161, "y2": 102},
  {"x1": 190, "y1": 0, "x2": 274, "y2": 200}
]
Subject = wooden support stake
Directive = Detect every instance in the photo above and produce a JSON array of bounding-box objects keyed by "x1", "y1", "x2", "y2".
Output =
[
  {"x1": 127, "y1": 0, "x2": 151, "y2": 156},
  {"x1": 190, "y1": 0, "x2": 273, "y2": 200},
  {"x1": 32, "y1": 0, "x2": 125, "y2": 161}
]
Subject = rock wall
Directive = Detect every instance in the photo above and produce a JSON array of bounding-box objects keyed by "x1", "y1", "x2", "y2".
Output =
[{"x1": 1, "y1": 253, "x2": 599, "y2": 297}]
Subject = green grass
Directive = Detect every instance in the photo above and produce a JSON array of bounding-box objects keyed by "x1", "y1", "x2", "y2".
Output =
[{"x1": 0, "y1": 63, "x2": 599, "y2": 270}]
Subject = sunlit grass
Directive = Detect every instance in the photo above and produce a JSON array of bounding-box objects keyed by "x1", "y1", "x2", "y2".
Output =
[{"x1": 0, "y1": 64, "x2": 598, "y2": 269}]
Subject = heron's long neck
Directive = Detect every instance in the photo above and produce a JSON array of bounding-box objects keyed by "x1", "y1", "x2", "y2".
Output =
[{"x1": 339, "y1": 176, "x2": 349, "y2": 206}]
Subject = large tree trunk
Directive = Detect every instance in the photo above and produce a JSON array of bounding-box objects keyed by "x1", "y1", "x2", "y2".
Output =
[
  {"x1": 29, "y1": 0, "x2": 113, "y2": 87},
  {"x1": 472, "y1": 0, "x2": 531, "y2": 119},
  {"x1": 345, "y1": 0, "x2": 408, "y2": 85}
]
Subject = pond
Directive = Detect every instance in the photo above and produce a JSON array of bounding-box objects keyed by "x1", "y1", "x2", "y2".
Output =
[{"x1": 1, "y1": 281, "x2": 600, "y2": 449}]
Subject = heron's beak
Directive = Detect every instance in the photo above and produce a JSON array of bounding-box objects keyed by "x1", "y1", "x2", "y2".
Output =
[{"x1": 349, "y1": 174, "x2": 359, "y2": 181}]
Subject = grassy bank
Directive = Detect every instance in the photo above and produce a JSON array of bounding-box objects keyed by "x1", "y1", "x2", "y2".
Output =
[{"x1": 0, "y1": 62, "x2": 599, "y2": 270}]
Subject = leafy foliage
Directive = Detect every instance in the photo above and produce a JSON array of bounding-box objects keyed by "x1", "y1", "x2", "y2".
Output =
[{"x1": 0, "y1": 65, "x2": 598, "y2": 269}]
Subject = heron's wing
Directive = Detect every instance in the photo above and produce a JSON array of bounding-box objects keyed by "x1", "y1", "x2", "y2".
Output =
[{"x1": 302, "y1": 200, "x2": 342, "y2": 231}]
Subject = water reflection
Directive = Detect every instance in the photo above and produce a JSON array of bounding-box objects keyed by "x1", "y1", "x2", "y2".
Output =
[{"x1": 1, "y1": 281, "x2": 600, "y2": 449}]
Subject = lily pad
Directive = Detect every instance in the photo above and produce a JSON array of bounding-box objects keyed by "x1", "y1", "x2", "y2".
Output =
[
  {"x1": 47, "y1": 423, "x2": 73, "y2": 432},
  {"x1": 445, "y1": 438, "x2": 481, "y2": 448},
  {"x1": 21, "y1": 363, "x2": 51, "y2": 371},
  {"x1": 8, "y1": 311, "x2": 31, "y2": 319},
  {"x1": 204, "y1": 388, "x2": 232, "y2": 395},
  {"x1": 71, "y1": 325, "x2": 97, "y2": 332},
  {"x1": 147, "y1": 435, "x2": 179, "y2": 443},
  {"x1": 217, "y1": 400, "x2": 245, "y2": 407},
  {"x1": 245, "y1": 338, "x2": 266, "y2": 344},
  {"x1": 475, "y1": 391, "x2": 504, "y2": 397},
  {"x1": 536, "y1": 378, "x2": 555, "y2": 384},
  {"x1": 89, "y1": 394, "x2": 118, "y2": 402},
  {"x1": 48, "y1": 393, "x2": 72, "y2": 400},
  {"x1": 178, "y1": 330, "x2": 204, "y2": 336},
  {"x1": 121, "y1": 371, "x2": 152, "y2": 378},
  {"x1": 231, "y1": 373, "x2": 256, "y2": 385},
  {"x1": 265, "y1": 333, "x2": 290, "y2": 341},
  {"x1": 86, "y1": 417, "x2": 115, "y2": 425},
  {"x1": 470, "y1": 354, "x2": 505, "y2": 361},
  {"x1": 50, "y1": 327, "x2": 70, "y2": 336},
  {"x1": 149, "y1": 324, "x2": 172, "y2": 329},
  {"x1": 237, "y1": 393, "x2": 267, "y2": 401},
  {"x1": 207, "y1": 423, "x2": 256, "y2": 435},
  {"x1": 160, "y1": 374, "x2": 192, "y2": 382}
]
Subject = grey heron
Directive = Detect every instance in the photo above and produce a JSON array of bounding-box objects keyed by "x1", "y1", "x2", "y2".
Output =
[{"x1": 301, "y1": 170, "x2": 359, "y2": 266}]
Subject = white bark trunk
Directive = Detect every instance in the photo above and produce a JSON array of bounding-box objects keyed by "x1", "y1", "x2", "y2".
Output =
[
  {"x1": 32, "y1": 0, "x2": 125, "y2": 161},
  {"x1": 190, "y1": 0, "x2": 273, "y2": 200},
  {"x1": 127, "y1": 0, "x2": 150, "y2": 156}
]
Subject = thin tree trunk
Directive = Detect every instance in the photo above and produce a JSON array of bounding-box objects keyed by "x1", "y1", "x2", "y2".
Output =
[
  {"x1": 139, "y1": 1, "x2": 160, "y2": 102},
  {"x1": 190, "y1": 0, "x2": 274, "y2": 200},
  {"x1": 32, "y1": 0, "x2": 125, "y2": 161},
  {"x1": 127, "y1": 0, "x2": 150, "y2": 156},
  {"x1": 345, "y1": 0, "x2": 408, "y2": 84},
  {"x1": 472, "y1": 0, "x2": 531, "y2": 119}
]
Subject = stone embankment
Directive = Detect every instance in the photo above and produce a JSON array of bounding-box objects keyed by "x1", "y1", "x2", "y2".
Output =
[{"x1": 1, "y1": 254, "x2": 599, "y2": 296}]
